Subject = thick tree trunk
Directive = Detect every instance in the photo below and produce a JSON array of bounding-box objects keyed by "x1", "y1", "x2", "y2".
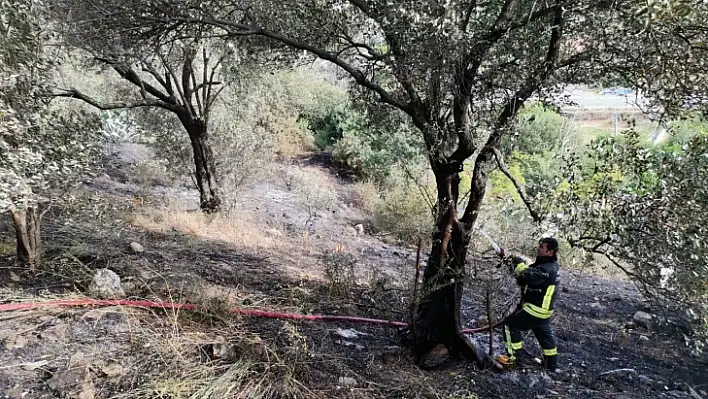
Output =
[
  {"x1": 412, "y1": 164, "x2": 485, "y2": 368},
  {"x1": 183, "y1": 117, "x2": 221, "y2": 213},
  {"x1": 10, "y1": 206, "x2": 42, "y2": 268}
]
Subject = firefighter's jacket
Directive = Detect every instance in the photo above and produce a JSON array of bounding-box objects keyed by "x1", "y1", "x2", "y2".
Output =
[{"x1": 511, "y1": 256, "x2": 560, "y2": 320}]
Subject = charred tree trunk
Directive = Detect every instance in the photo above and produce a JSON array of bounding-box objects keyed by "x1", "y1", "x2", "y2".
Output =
[
  {"x1": 180, "y1": 113, "x2": 221, "y2": 213},
  {"x1": 413, "y1": 163, "x2": 484, "y2": 368},
  {"x1": 10, "y1": 206, "x2": 42, "y2": 268}
]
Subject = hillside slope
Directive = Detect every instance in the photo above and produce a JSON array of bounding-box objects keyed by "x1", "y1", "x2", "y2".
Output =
[{"x1": 0, "y1": 144, "x2": 706, "y2": 399}]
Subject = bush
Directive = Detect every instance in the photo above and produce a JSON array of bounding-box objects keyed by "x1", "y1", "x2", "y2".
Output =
[
  {"x1": 352, "y1": 168, "x2": 435, "y2": 243},
  {"x1": 502, "y1": 103, "x2": 577, "y2": 156}
]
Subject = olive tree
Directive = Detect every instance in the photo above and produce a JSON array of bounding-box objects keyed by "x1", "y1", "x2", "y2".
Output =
[
  {"x1": 0, "y1": 0, "x2": 102, "y2": 267},
  {"x1": 65, "y1": 0, "x2": 708, "y2": 367},
  {"x1": 51, "y1": 40, "x2": 234, "y2": 213}
]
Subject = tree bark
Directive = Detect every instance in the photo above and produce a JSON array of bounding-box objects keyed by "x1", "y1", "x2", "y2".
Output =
[
  {"x1": 412, "y1": 163, "x2": 485, "y2": 368},
  {"x1": 179, "y1": 113, "x2": 221, "y2": 213},
  {"x1": 10, "y1": 206, "x2": 41, "y2": 268}
]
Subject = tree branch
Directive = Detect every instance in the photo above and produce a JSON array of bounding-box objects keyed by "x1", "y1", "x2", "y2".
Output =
[
  {"x1": 345, "y1": 0, "x2": 427, "y2": 115},
  {"x1": 450, "y1": 3, "x2": 562, "y2": 164},
  {"x1": 491, "y1": 147, "x2": 541, "y2": 223},
  {"x1": 158, "y1": 51, "x2": 190, "y2": 114},
  {"x1": 54, "y1": 88, "x2": 175, "y2": 111},
  {"x1": 95, "y1": 57, "x2": 174, "y2": 104},
  {"x1": 175, "y1": 16, "x2": 411, "y2": 114},
  {"x1": 182, "y1": 46, "x2": 197, "y2": 116},
  {"x1": 461, "y1": 0, "x2": 478, "y2": 32}
]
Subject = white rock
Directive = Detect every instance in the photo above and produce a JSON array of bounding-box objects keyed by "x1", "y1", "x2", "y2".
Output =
[
  {"x1": 129, "y1": 242, "x2": 144, "y2": 253},
  {"x1": 338, "y1": 376, "x2": 357, "y2": 387},
  {"x1": 89, "y1": 269, "x2": 125, "y2": 299},
  {"x1": 633, "y1": 311, "x2": 653, "y2": 328},
  {"x1": 354, "y1": 224, "x2": 365, "y2": 235}
]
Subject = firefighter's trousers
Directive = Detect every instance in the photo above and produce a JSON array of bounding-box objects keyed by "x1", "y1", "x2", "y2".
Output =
[{"x1": 502, "y1": 308, "x2": 558, "y2": 369}]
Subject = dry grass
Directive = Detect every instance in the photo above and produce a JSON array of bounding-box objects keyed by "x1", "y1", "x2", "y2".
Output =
[{"x1": 131, "y1": 205, "x2": 284, "y2": 252}]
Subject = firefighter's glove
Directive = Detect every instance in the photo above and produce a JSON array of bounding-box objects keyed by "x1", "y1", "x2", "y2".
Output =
[{"x1": 510, "y1": 257, "x2": 528, "y2": 277}]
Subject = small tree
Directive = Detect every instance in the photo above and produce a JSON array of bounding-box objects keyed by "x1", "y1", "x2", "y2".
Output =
[
  {"x1": 47, "y1": 1, "x2": 258, "y2": 212},
  {"x1": 0, "y1": 0, "x2": 102, "y2": 267}
]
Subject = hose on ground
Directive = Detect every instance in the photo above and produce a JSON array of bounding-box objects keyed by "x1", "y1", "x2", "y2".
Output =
[{"x1": 0, "y1": 298, "x2": 503, "y2": 333}]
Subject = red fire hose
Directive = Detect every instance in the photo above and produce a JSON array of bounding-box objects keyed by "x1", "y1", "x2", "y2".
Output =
[{"x1": 0, "y1": 298, "x2": 501, "y2": 333}]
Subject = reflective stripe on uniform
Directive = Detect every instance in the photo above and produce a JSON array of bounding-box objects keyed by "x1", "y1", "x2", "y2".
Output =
[
  {"x1": 542, "y1": 285, "x2": 556, "y2": 310},
  {"x1": 511, "y1": 341, "x2": 523, "y2": 350},
  {"x1": 504, "y1": 325, "x2": 518, "y2": 359},
  {"x1": 514, "y1": 262, "x2": 528, "y2": 276},
  {"x1": 543, "y1": 347, "x2": 558, "y2": 356},
  {"x1": 522, "y1": 303, "x2": 553, "y2": 319}
]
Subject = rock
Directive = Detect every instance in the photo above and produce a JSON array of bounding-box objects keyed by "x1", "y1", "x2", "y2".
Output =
[
  {"x1": 639, "y1": 335, "x2": 650, "y2": 342},
  {"x1": 212, "y1": 340, "x2": 239, "y2": 361},
  {"x1": 265, "y1": 229, "x2": 283, "y2": 238},
  {"x1": 47, "y1": 366, "x2": 94, "y2": 399},
  {"x1": 590, "y1": 302, "x2": 604, "y2": 309},
  {"x1": 121, "y1": 280, "x2": 138, "y2": 296},
  {"x1": 633, "y1": 311, "x2": 653, "y2": 328},
  {"x1": 335, "y1": 328, "x2": 369, "y2": 339},
  {"x1": 354, "y1": 224, "x2": 365, "y2": 235},
  {"x1": 345, "y1": 226, "x2": 358, "y2": 236},
  {"x1": 22, "y1": 360, "x2": 49, "y2": 371},
  {"x1": 639, "y1": 375, "x2": 654, "y2": 385},
  {"x1": 338, "y1": 377, "x2": 358, "y2": 387},
  {"x1": 4, "y1": 332, "x2": 28, "y2": 349},
  {"x1": 9, "y1": 271, "x2": 21, "y2": 282},
  {"x1": 609, "y1": 357, "x2": 620, "y2": 362},
  {"x1": 129, "y1": 242, "x2": 144, "y2": 253},
  {"x1": 89, "y1": 268, "x2": 125, "y2": 299},
  {"x1": 420, "y1": 344, "x2": 450, "y2": 369}
]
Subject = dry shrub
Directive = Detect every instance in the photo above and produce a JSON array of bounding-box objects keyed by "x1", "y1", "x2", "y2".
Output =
[
  {"x1": 350, "y1": 181, "x2": 378, "y2": 215},
  {"x1": 125, "y1": 159, "x2": 174, "y2": 189},
  {"x1": 131, "y1": 204, "x2": 282, "y2": 251},
  {"x1": 373, "y1": 182, "x2": 433, "y2": 244},
  {"x1": 320, "y1": 249, "x2": 357, "y2": 295},
  {"x1": 112, "y1": 300, "x2": 316, "y2": 399},
  {"x1": 286, "y1": 168, "x2": 338, "y2": 224},
  {"x1": 350, "y1": 172, "x2": 434, "y2": 245}
]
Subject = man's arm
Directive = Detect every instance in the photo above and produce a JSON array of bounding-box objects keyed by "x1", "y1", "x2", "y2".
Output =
[{"x1": 511, "y1": 259, "x2": 550, "y2": 286}]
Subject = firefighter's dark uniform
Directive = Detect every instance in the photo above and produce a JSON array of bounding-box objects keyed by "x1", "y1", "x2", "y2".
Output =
[{"x1": 502, "y1": 255, "x2": 560, "y2": 370}]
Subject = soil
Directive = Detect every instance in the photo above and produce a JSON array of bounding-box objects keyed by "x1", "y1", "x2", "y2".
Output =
[{"x1": 0, "y1": 144, "x2": 706, "y2": 399}]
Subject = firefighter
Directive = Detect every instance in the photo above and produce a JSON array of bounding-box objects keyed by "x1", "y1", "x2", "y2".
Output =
[{"x1": 496, "y1": 237, "x2": 561, "y2": 372}]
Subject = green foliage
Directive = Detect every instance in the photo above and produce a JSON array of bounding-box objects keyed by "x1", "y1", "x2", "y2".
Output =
[
  {"x1": 488, "y1": 162, "x2": 525, "y2": 202},
  {"x1": 551, "y1": 128, "x2": 708, "y2": 307},
  {"x1": 503, "y1": 104, "x2": 574, "y2": 156},
  {"x1": 0, "y1": 0, "x2": 102, "y2": 214},
  {"x1": 312, "y1": 105, "x2": 427, "y2": 184},
  {"x1": 498, "y1": 104, "x2": 581, "y2": 199},
  {"x1": 363, "y1": 169, "x2": 435, "y2": 243},
  {"x1": 662, "y1": 115, "x2": 708, "y2": 149}
]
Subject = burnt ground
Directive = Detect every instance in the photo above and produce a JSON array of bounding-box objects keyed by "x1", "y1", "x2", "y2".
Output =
[{"x1": 0, "y1": 145, "x2": 707, "y2": 399}]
